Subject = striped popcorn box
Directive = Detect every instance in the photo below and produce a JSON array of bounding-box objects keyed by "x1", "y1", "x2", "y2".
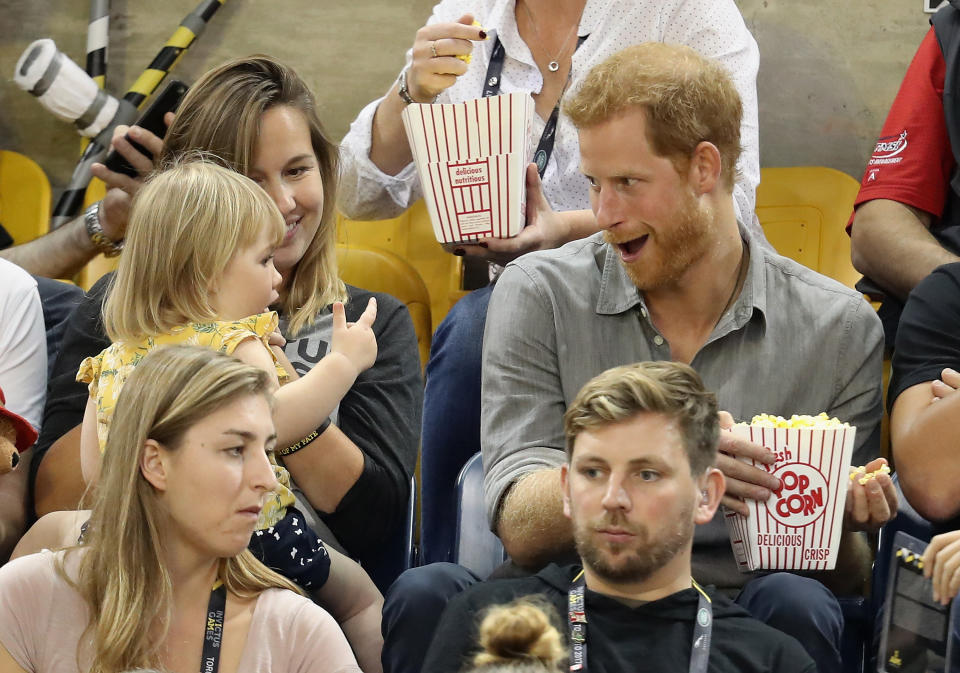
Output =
[
  {"x1": 722, "y1": 415, "x2": 856, "y2": 572},
  {"x1": 401, "y1": 93, "x2": 535, "y2": 244}
]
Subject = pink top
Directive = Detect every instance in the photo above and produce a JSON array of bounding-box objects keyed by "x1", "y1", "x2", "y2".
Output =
[{"x1": 0, "y1": 551, "x2": 361, "y2": 673}]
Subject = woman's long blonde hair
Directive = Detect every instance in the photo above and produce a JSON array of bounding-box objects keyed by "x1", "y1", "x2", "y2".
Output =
[
  {"x1": 103, "y1": 157, "x2": 285, "y2": 342},
  {"x1": 161, "y1": 55, "x2": 345, "y2": 336},
  {"x1": 57, "y1": 345, "x2": 302, "y2": 673}
]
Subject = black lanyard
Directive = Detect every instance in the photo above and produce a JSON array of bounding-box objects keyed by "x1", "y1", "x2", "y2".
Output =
[
  {"x1": 568, "y1": 571, "x2": 713, "y2": 673},
  {"x1": 201, "y1": 581, "x2": 227, "y2": 673},
  {"x1": 481, "y1": 33, "x2": 589, "y2": 177}
]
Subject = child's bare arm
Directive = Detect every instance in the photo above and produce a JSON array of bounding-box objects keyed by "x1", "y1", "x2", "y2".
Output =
[
  {"x1": 272, "y1": 299, "x2": 378, "y2": 445},
  {"x1": 79, "y1": 397, "x2": 101, "y2": 488},
  {"x1": 311, "y1": 544, "x2": 384, "y2": 673}
]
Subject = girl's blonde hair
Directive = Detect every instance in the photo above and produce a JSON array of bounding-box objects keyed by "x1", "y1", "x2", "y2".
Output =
[
  {"x1": 58, "y1": 345, "x2": 302, "y2": 673},
  {"x1": 469, "y1": 599, "x2": 566, "y2": 672},
  {"x1": 103, "y1": 157, "x2": 285, "y2": 342},
  {"x1": 161, "y1": 55, "x2": 345, "y2": 336}
]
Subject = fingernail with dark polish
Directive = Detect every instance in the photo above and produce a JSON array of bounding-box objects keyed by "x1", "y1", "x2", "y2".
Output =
[
  {"x1": 479, "y1": 30, "x2": 487, "y2": 39},
  {"x1": 478, "y1": 242, "x2": 488, "y2": 248},
  {"x1": 453, "y1": 248, "x2": 465, "y2": 256}
]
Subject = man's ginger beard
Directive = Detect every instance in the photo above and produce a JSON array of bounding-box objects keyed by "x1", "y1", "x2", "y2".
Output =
[
  {"x1": 573, "y1": 500, "x2": 695, "y2": 584},
  {"x1": 603, "y1": 184, "x2": 714, "y2": 291}
]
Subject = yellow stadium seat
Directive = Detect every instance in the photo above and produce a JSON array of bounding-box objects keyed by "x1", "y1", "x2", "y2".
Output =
[
  {"x1": 336, "y1": 244, "x2": 432, "y2": 371},
  {"x1": 756, "y1": 166, "x2": 890, "y2": 460},
  {"x1": 337, "y1": 201, "x2": 465, "y2": 331},
  {"x1": 755, "y1": 166, "x2": 861, "y2": 291},
  {"x1": 0, "y1": 150, "x2": 51, "y2": 245}
]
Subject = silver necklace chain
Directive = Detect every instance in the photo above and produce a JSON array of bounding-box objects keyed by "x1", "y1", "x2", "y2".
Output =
[{"x1": 521, "y1": 0, "x2": 581, "y2": 72}]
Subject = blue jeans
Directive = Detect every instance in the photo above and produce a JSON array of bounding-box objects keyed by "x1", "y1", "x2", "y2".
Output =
[
  {"x1": 736, "y1": 573, "x2": 844, "y2": 673},
  {"x1": 420, "y1": 286, "x2": 493, "y2": 565}
]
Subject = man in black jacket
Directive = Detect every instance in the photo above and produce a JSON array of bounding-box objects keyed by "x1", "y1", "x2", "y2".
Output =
[{"x1": 422, "y1": 361, "x2": 815, "y2": 673}]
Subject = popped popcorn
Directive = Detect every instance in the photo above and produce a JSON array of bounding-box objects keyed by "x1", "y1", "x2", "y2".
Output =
[
  {"x1": 743, "y1": 412, "x2": 849, "y2": 429},
  {"x1": 849, "y1": 462, "x2": 891, "y2": 485}
]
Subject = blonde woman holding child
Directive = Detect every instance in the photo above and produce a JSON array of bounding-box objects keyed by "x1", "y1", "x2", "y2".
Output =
[{"x1": 0, "y1": 345, "x2": 362, "y2": 673}]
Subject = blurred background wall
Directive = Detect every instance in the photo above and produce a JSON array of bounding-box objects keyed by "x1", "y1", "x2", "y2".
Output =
[{"x1": 0, "y1": 0, "x2": 933, "y2": 200}]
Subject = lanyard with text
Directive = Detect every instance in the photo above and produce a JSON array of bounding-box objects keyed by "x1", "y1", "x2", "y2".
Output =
[
  {"x1": 567, "y1": 571, "x2": 713, "y2": 673},
  {"x1": 481, "y1": 34, "x2": 589, "y2": 177},
  {"x1": 201, "y1": 580, "x2": 227, "y2": 673}
]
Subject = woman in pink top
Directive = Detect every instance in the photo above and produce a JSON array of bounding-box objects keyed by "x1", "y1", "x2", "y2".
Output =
[{"x1": 0, "y1": 346, "x2": 361, "y2": 673}]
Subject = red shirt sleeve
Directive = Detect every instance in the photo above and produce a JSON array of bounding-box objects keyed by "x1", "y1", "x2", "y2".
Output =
[{"x1": 848, "y1": 28, "x2": 953, "y2": 231}]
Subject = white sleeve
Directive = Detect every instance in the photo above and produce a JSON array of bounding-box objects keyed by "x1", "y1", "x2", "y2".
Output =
[
  {"x1": 0, "y1": 260, "x2": 47, "y2": 430},
  {"x1": 661, "y1": 0, "x2": 761, "y2": 228},
  {"x1": 337, "y1": 0, "x2": 484, "y2": 221}
]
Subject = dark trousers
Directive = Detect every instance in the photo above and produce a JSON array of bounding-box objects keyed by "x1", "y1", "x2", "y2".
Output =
[
  {"x1": 381, "y1": 563, "x2": 844, "y2": 673},
  {"x1": 419, "y1": 286, "x2": 493, "y2": 564}
]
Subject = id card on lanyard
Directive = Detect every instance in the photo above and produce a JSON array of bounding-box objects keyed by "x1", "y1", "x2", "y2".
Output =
[
  {"x1": 568, "y1": 570, "x2": 713, "y2": 673},
  {"x1": 481, "y1": 34, "x2": 589, "y2": 178},
  {"x1": 201, "y1": 580, "x2": 227, "y2": 673}
]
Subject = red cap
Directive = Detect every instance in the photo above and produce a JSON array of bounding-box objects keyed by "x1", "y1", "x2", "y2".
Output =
[{"x1": 0, "y1": 388, "x2": 38, "y2": 452}]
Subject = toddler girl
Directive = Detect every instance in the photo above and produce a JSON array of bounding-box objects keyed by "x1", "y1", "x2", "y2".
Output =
[{"x1": 77, "y1": 157, "x2": 377, "y2": 592}]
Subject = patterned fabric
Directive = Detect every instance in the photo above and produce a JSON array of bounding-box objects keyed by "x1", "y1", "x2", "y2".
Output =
[
  {"x1": 77, "y1": 312, "x2": 294, "y2": 529},
  {"x1": 249, "y1": 507, "x2": 332, "y2": 591}
]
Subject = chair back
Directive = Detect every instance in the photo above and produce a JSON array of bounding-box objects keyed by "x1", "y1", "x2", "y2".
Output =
[
  {"x1": 0, "y1": 150, "x2": 51, "y2": 245},
  {"x1": 337, "y1": 200, "x2": 466, "y2": 331},
  {"x1": 755, "y1": 166, "x2": 861, "y2": 291},
  {"x1": 336, "y1": 244, "x2": 432, "y2": 370},
  {"x1": 453, "y1": 452, "x2": 507, "y2": 578}
]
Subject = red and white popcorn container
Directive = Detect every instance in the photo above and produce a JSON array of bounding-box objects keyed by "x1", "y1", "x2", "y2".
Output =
[
  {"x1": 722, "y1": 419, "x2": 855, "y2": 572},
  {"x1": 401, "y1": 93, "x2": 535, "y2": 244}
]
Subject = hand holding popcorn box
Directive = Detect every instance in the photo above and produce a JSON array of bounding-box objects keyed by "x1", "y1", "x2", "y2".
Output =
[
  {"x1": 723, "y1": 413, "x2": 856, "y2": 572},
  {"x1": 401, "y1": 93, "x2": 535, "y2": 244}
]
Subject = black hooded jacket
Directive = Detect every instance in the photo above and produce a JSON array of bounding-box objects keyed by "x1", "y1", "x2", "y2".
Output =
[{"x1": 422, "y1": 564, "x2": 816, "y2": 673}]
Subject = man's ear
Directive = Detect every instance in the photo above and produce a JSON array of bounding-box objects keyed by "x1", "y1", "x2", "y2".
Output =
[
  {"x1": 560, "y1": 463, "x2": 572, "y2": 520},
  {"x1": 140, "y1": 439, "x2": 169, "y2": 492},
  {"x1": 694, "y1": 467, "x2": 725, "y2": 525},
  {"x1": 687, "y1": 141, "x2": 722, "y2": 196}
]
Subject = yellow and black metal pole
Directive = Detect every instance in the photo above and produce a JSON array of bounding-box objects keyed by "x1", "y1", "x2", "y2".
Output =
[{"x1": 51, "y1": 0, "x2": 227, "y2": 228}]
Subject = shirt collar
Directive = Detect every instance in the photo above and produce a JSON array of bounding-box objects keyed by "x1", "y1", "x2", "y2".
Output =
[
  {"x1": 595, "y1": 221, "x2": 769, "y2": 331},
  {"x1": 486, "y1": 0, "x2": 609, "y2": 61}
]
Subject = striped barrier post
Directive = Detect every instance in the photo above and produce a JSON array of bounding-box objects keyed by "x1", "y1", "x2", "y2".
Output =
[{"x1": 50, "y1": 0, "x2": 227, "y2": 228}]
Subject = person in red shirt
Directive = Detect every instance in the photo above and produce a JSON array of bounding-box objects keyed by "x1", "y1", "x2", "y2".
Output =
[{"x1": 849, "y1": 11, "x2": 960, "y2": 343}]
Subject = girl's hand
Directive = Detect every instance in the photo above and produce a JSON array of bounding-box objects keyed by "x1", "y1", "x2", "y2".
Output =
[
  {"x1": 923, "y1": 529, "x2": 960, "y2": 605},
  {"x1": 331, "y1": 298, "x2": 378, "y2": 375},
  {"x1": 406, "y1": 13, "x2": 486, "y2": 103}
]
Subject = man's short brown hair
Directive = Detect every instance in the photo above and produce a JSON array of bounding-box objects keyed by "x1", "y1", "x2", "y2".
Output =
[
  {"x1": 563, "y1": 42, "x2": 742, "y2": 189},
  {"x1": 563, "y1": 361, "x2": 720, "y2": 475}
]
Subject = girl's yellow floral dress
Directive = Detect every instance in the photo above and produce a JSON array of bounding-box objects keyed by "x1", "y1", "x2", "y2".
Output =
[{"x1": 77, "y1": 312, "x2": 294, "y2": 528}]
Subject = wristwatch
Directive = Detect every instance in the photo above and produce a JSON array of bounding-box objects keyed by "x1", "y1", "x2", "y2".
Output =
[
  {"x1": 397, "y1": 66, "x2": 437, "y2": 105},
  {"x1": 83, "y1": 202, "x2": 124, "y2": 257}
]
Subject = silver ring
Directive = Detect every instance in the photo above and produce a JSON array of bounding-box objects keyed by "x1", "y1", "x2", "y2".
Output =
[{"x1": 430, "y1": 40, "x2": 439, "y2": 58}]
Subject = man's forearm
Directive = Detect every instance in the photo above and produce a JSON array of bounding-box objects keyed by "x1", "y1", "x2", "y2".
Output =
[
  {"x1": 0, "y1": 215, "x2": 96, "y2": 279},
  {"x1": 495, "y1": 468, "x2": 574, "y2": 569},
  {"x1": 850, "y1": 199, "x2": 959, "y2": 300}
]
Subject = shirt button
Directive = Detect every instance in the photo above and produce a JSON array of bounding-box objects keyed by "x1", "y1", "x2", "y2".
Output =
[
  {"x1": 488, "y1": 76, "x2": 499, "y2": 86},
  {"x1": 640, "y1": 307, "x2": 647, "y2": 318},
  {"x1": 653, "y1": 335, "x2": 664, "y2": 346}
]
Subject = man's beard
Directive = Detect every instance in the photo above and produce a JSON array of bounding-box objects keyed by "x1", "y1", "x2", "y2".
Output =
[
  {"x1": 605, "y1": 188, "x2": 713, "y2": 292},
  {"x1": 573, "y1": 505, "x2": 695, "y2": 584}
]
